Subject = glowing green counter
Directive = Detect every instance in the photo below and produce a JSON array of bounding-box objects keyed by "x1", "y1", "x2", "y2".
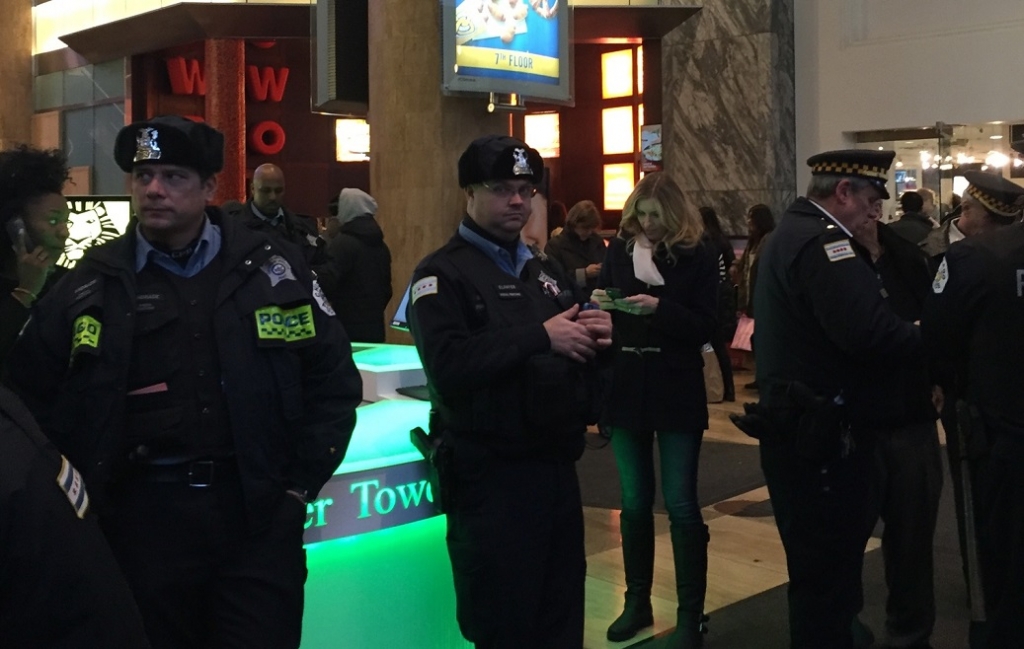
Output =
[
  {"x1": 350, "y1": 343, "x2": 427, "y2": 402},
  {"x1": 300, "y1": 345, "x2": 470, "y2": 648}
]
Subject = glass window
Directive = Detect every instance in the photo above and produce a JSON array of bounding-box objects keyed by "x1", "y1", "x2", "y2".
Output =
[
  {"x1": 602, "y1": 106, "x2": 634, "y2": 155},
  {"x1": 524, "y1": 112, "x2": 560, "y2": 158},
  {"x1": 601, "y1": 49, "x2": 633, "y2": 99},
  {"x1": 604, "y1": 163, "x2": 635, "y2": 211},
  {"x1": 336, "y1": 119, "x2": 370, "y2": 162},
  {"x1": 93, "y1": 60, "x2": 126, "y2": 101},
  {"x1": 34, "y1": 71, "x2": 63, "y2": 111}
]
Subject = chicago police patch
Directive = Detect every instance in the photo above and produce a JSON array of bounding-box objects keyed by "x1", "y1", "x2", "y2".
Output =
[
  {"x1": 260, "y1": 255, "x2": 297, "y2": 287},
  {"x1": 412, "y1": 276, "x2": 438, "y2": 303},
  {"x1": 933, "y1": 258, "x2": 949, "y2": 294},
  {"x1": 56, "y1": 455, "x2": 89, "y2": 519},
  {"x1": 823, "y1": 239, "x2": 856, "y2": 262}
]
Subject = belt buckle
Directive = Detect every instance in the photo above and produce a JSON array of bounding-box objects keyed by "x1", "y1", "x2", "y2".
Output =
[{"x1": 188, "y1": 460, "x2": 215, "y2": 487}]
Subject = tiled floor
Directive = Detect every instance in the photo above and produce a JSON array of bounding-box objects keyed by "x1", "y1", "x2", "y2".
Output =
[{"x1": 580, "y1": 369, "x2": 967, "y2": 649}]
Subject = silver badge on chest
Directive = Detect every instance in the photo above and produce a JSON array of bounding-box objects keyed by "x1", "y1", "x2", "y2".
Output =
[{"x1": 135, "y1": 127, "x2": 162, "y2": 162}]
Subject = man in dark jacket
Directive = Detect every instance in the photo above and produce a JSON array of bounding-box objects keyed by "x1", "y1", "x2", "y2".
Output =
[
  {"x1": 5, "y1": 116, "x2": 363, "y2": 649},
  {"x1": 317, "y1": 188, "x2": 393, "y2": 342},
  {"x1": 222, "y1": 163, "x2": 324, "y2": 265},
  {"x1": 889, "y1": 190, "x2": 936, "y2": 245},
  {"x1": 752, "y1": 149, "x2": 921, "y2": 649},
  {"x1": 0, "y1": 386, "x2": 151, "y2": 648},
  {"x1": 409, "y1": 135, "x2": 612, "y2": 649},
  {"x1": 852, "y1": 214, "x2": 942, "y2": 649}
]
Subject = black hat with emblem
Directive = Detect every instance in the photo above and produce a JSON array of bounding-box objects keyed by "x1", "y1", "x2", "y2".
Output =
[
  {"x1": 963, "y1": 171, "x2": 1024, "y2": 220},
  {"x1": 114, "y1": 115, "x2": 224, "y2": 177},
  {"x1": 807, "y1": 149, "x2": 896, "y2": 199},
  {"x1": 458, "y1": 134, "x2": 544, "y2": 188}
]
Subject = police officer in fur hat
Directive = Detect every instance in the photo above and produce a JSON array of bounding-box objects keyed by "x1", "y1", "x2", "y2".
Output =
[
  {"x1": 748, "y1": 149, "x2": 922, "y2": 648},
  {"x1": 6, "y1": 115, "x2": 363, "y2": 648},
  {"x1": 922, "y1": 166, "x2": 1024, "y2": 649},
  {"x1": 407, "y1": 134, "x2": 612, "y2": 648}
]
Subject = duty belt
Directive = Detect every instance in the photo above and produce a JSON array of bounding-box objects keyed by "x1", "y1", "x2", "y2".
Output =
[{"x1": 128, "y1": 457, "x2": 238, "y2": 487}]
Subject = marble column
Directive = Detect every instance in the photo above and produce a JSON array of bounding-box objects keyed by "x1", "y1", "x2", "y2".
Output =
[
  {"x1": 662, "y1": 0, "x2": 795, "y2": 235},
  {"x1": 368, "y1": 0, "x2": 505, "y2": 342},
  {"x1": 204, "y1": 39, "x2": 246, "y2": 204},
  {"x1": 0, "y1": 0, "x2": 33, "y2": 149}
]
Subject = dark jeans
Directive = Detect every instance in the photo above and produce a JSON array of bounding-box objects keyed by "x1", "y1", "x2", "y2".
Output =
[
  {"x1": 867, "y1": 421, "x2": 943, "y2": 647},
  {"x1": 446, "y1": 439, "x2": 585, "y2": 649},
  {"x1": 759, "y1": 413, "x2": 876, "y2": 649},
  {"x1": 100, "y1": 467, "x2": 307, "y2": 649},
  {"x1": 610, "y1": 428, "x2": 703, "y2": 527},
  {"x1": 975, "y1": 432, "x2": 1024, "y2": 648}
]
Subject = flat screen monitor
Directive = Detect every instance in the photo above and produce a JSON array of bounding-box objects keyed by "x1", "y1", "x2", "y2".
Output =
[
  {"x1": 60, "y1": 196, "x2": 133, "y2": 269},
  {"x1": 441, "y1": 0, "x2": 574, "y2": 105},
  {"x1": 390, "y1": 280, "x2": 413, "y2": 332}
]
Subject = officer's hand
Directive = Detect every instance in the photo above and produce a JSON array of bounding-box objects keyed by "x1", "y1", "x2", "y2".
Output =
[
  {"x1": 577, "y1": 307, "x2": 612, "y2": 348},
  {"x1": 590, "y1": 288, "x2": 615, "y2": 311},
  {"x1": 544, "y1": 304, "x2": 598, "y2": 363}
]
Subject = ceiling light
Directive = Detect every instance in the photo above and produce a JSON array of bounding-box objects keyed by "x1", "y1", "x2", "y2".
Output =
[{"x1": 991, "y1": 135, "x2": 1003, "y2": 139}]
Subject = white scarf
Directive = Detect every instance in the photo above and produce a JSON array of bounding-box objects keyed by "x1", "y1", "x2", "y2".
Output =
[{"x1": 631, "y1": 233, "x2": 665, "y2": 286}]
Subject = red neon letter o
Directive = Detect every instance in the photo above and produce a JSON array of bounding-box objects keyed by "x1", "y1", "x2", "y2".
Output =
[{"x1": 251, "y1": 121, "x2": 286, "y2": 155}]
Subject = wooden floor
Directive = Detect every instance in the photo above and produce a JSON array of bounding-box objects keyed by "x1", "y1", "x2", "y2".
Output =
[{"x1": 579, "y1": 368, "x2": 933, "y2": 649}]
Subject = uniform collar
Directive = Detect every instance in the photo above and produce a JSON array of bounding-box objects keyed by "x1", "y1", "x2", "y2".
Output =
[{"x1": 807, "y1": 198, "x2": 853, "y2": 237}]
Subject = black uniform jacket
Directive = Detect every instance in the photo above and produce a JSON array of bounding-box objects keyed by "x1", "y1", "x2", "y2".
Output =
[
  {"x1": 597, "y1": 236, "x2": 719, "y2": 432},
  {"x1": 409, "y1": 227, "x2": 604, "y2": 461},
  {"x1": 4, "y1": 208, "x2": 362, "y2": 528},
  {"x1": 0, "y1": 386, "x2": 151, "y2": 648},
  {"x1": 317, "y1": 216, "x2": 393, "y2": 343},
  {"x1": 922, "y1": 222, "x2": 1024, "y2": 437},
  {"x1": 223, "y1": 200, "x2": 325, "y2": 266},
  {"x1": 753, "y1": 197, "x2": 921, "y2": 408}
]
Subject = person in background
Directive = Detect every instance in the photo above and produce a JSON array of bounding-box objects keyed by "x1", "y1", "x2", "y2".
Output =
[
  {"x1": 751, "y1": 149, "x2": 920, "y2": 648},
  {"x1": 222, "y1": 163, "x2": 324, "y2": 264},
  {"x1": 918, "y1": 187, "x2": 938, "y2": 222},
  {"x1": 922, "y1": 170, "x2": 1024, "y2": 649},
  {"x1": 317, "y1": 188, "x2": 393, "y2": 343},
  {"x1": 699, "y1": 205, "x2": 737, "y2": 402},
  {"x1": 544, "y1": 199, "x2": 606, "y2": 301},
  {"x1": 408, "y1": 134, "x2": 612, "y2": 649},
  {"x1": 0, "y1": 146, "x2": 70, "y2": 372},
  {"x1": 889, "y1": 190, "x2": 936, "y2": 245},
  {"x1": 5, "y1": 116, "x2": 363, "y2": 649},
  {"x1": 547, "y1": 199, "x2": 567, "y2": 238},
  {"x1": 921, "y1": 174, "x2": 1016, "y2": 274},
  {"x1": 593, "y1": 172, "x2": 718, "y2": 648},
  {"x1": 731, "y1": 203, "x2": 775, "y2": 390},
  {"x1": 0, "y1": 385, "x2": 151, "y2": 648}
]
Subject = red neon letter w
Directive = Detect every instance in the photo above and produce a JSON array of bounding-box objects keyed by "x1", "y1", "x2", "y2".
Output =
[
  {"x1": 165, "y1": 57, "x2": 206, "y2": 96},
  {"x1": 246, "y1": 66, "x2": 290, "y2": 103}
]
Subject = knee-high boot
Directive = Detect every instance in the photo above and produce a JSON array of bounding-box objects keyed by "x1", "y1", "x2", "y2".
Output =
[
  {"x1": 666, "y1": 523, "x2": 710, "y2": 649},
  {"x1": 606, "y1": 512, "x2": 655, "y2": 641}
]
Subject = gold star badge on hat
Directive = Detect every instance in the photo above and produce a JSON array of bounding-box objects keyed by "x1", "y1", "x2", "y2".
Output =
[{"x1": 135, "y1": 127, "x2": 162, "y2": 162}]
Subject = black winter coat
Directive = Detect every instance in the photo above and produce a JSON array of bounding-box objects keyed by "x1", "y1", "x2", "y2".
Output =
[
  {"x1": 4, "y1": 208, "x2": 362, "y2": 530},
  {"x1": 543, "y1": 229, "x2": 607, "y2": 299},
  {"x1": 318, "y1": 216, "x2": 393, "y2": 343},
  {"x1": 597, "y1": 236, "x2": 719, "y2": 432}
]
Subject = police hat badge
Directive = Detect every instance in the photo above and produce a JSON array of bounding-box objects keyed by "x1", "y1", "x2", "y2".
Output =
[{"x1": 135, "y1": 127, "x2": 162, "y2": 162}]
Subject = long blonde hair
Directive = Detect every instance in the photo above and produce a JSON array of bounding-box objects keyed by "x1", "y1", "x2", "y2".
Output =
[{"x1": 619, "y1": 172, "x2": 702, "y2": 262}]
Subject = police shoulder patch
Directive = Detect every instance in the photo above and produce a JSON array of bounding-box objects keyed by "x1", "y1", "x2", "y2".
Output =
[
  {"x1": 932, "y1": 257, "x2": 949, "y2": 294},
  {"x1": 56, "y1": 455, "x2": 89, "y2": 519},
  {"x1": 823, "y1": 239, "x2": 856, "y2": 262},
  {"x1": 412, "y1": 276, "x2": 438, "y2": 303}
]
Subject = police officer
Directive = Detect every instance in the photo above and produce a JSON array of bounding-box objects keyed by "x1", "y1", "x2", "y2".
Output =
[
  {"x1": 922, "y1": 170, "x2": 1024, "y2": 649},
  {"x1": 5, "y1": 116, "x2": 362, "y2": 649},
  {"x1": 751, "y1": 150, "x2": 921, "y2": 649},
  {"x1": 0, "y1": 385, "x2": 150, "y2": 648},
  {"x1": 408, "y1": 134, "x2": 612, "y2": 649}
]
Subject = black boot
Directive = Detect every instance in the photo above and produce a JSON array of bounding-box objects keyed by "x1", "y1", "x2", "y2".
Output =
[
  {"x1": 665, "y1": 523, "x2": 710, "y2": 649},
  {"x1": 607, "y1": 512, "x2": 655, "y2": 642}
]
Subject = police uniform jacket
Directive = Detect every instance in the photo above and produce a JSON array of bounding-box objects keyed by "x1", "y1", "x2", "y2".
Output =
[
  {"x1": 409, "y1": 222, "x2": 604, "y2": 462},
  {"x1": 223, "y1": 199, "x2": 325, "y2": 266},
  {"x1": 0, "y1": 386, "x2": 151, "y2": 648},
  {"x1": 923, "y1": 222, "x2": 1024, "y2": 437},
  {"x1": 5, "y1": 207, "x2": 362, "y2": 530},
  {"x1": 753, "y1": 197, "x2": 921, "y2": 409},
  {"x1": 597, "y1": 236, "x2": 719, "y2": 432}
]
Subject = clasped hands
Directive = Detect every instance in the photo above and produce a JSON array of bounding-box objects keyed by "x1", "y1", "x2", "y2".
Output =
[
  {"x1": 590, "y1": 288, "x2": 658, "y2": 316},
  {"x1": 543, "y1": 304, "x2": 613, "y2": 363}
]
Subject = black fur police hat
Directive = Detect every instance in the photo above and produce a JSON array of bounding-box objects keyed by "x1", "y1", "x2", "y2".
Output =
[
  {"x1": 458, "y1": 135, "x2": 544, "y2": 188},
  {"x1": 807, "y1": 149, "x2": 896, "y2": 199},
  {"x1": 963, "y1": 171, "x2": 1024, "y2": 219},
  {"x1": 114, "y1": 115, "x2": 224, "y2": 177}
]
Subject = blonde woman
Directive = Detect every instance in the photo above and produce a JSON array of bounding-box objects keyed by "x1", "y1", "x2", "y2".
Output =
[{"x1": 592, "y1": 172, "x2": 719, "y2": 648}]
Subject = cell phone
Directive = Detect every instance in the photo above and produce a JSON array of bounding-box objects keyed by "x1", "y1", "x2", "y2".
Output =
[
  {"x1": 5, "y1": 218, "x2": 35, "y2": 253},
  {"x1": 604, "y1": 287, "x2": 623, "y2": 300}
]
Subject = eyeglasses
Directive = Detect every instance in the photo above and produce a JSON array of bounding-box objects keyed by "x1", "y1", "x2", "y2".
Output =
[{"x1": 481, "y1": 182, "x2": 537, "y2": 201}]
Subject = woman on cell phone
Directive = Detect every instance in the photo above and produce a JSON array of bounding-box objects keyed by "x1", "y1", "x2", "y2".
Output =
[
  {"x1": 591, "y1": 172, "x2": 719, "y2": 648},
  {"x1": 0, "y1": 146, "x2": 70, "y2": 371}
]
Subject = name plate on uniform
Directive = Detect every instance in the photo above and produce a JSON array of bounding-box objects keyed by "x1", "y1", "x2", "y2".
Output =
[{"x1": 302, "y1": 460, "x2": 439, "y2": 544}]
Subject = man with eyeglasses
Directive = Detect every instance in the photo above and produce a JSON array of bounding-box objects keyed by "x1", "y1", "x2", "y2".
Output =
[{"x1": 407, "y1": 134, "x2": 613, "y2": 648}]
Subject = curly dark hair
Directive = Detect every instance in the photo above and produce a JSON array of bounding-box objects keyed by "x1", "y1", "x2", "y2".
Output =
[{"x1": 0, "y1": 146, "x2": 69, "y2": 255}]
